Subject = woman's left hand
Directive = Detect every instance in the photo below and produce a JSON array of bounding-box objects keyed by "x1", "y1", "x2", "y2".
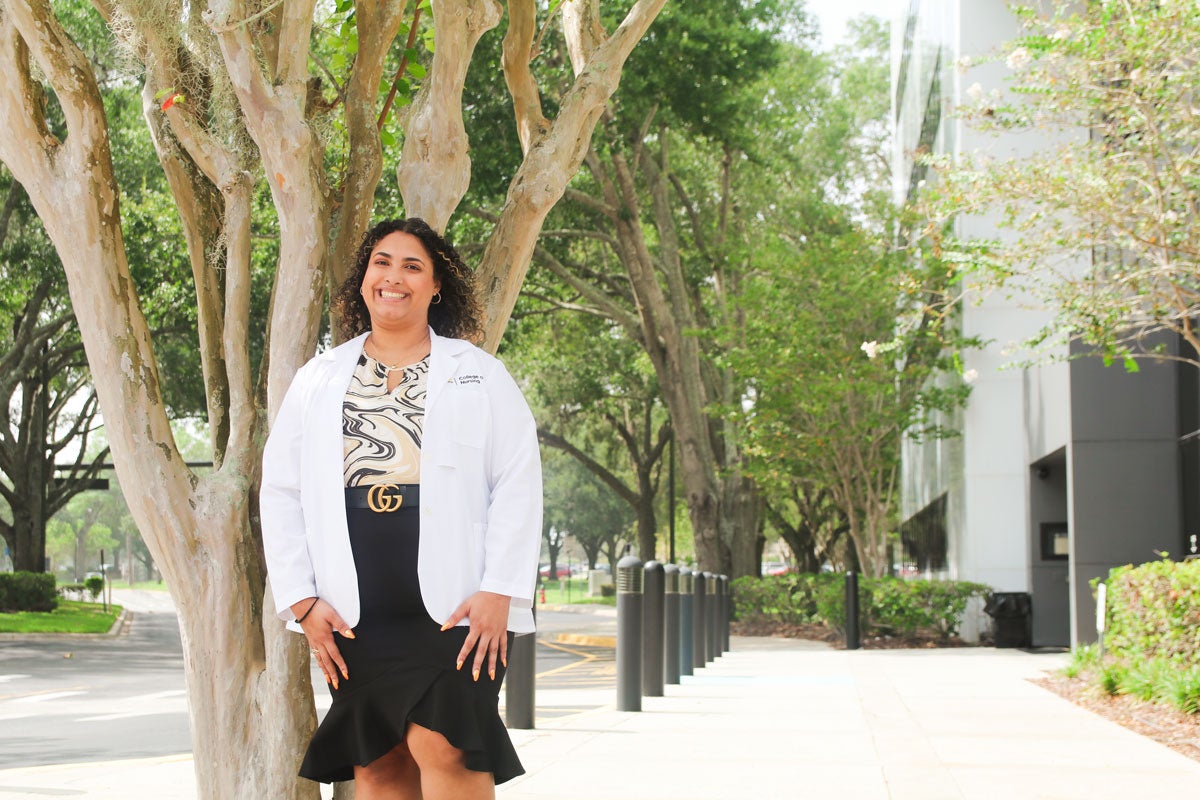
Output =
[{"x1": 442, "y1": 591, "x2": 511, "y2": 682}]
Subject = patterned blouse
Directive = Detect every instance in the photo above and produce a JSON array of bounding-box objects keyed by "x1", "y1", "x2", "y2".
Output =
[{"x1": 343, "y1": 353, "x2": 429, "y2": 486}]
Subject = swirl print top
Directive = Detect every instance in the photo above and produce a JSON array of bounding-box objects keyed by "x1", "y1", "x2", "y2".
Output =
[{"x1": 342, "y1": 353, "x2": 429, "y2": 486}]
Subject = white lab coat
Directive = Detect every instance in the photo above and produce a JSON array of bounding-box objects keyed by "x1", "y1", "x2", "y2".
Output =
[{"x1": 260, "y1": 329, "x2": 543, "y2": 634}]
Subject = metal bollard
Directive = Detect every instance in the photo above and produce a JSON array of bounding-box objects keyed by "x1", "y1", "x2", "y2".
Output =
[
  {"x1": 663, "y1": 564, "x2": 681, "y2": 685},
  {"x1": 715, "y1": 573, "x2": 724, "y2": 652},
  {"x1": 845, "y1": 571, "x2": 861, "y2": 650},
  {"x1": 505, "y1": 625, "x2": 536, "y2": 729},
  {"x1": 703, "y1": 571, "x2": 716, "y2": 663},
  {"x1": 708, "y1": 573, "x2": 721, "y2": 661},
  {"x1": 617, "y1": 554, "x2": 644, "y2": 711},
  {"x1": 642, "y1": 561, "x2": 665, "y2": 697},
  {"x1": 679, "y1": 568, "x2": 694, "y2": 677},
  {"x1": 692, "y1": 569, "x2": 707, "y2": 669}
]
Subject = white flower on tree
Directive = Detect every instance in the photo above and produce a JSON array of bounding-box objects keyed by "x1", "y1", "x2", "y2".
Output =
[
  {"x1": 860, "y1": 340, "x2": 880, "y2": 359},
  {"x1": 1006, "y1": 47, "x2": 1032, "y2": 71}
]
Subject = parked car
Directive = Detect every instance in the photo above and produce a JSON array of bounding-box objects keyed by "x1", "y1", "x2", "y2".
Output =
[{"x1": 538, "y1": 564, "x2": 571, "y2": 579}]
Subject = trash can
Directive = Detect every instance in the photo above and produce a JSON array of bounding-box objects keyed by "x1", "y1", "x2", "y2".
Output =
[{"x1": 983, "y1": 592, "x2": 1032, "y2": 648}]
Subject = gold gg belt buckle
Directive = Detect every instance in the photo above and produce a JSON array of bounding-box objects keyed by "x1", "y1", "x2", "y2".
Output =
[{"x1": 366, "y1": 483, "x2": 403, "y2": 512}]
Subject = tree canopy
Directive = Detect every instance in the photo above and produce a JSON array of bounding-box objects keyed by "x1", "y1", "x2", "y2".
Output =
[{"x1": 916, "y1": 0, "x2": 1200, "y2": 367}]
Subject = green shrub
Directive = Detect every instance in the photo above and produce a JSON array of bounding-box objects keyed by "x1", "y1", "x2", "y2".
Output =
[
  {"x1": 1104, "y1": 557, "x2": 1200, "y2": 663},
  {"x1": 1162, "y1": 666, "x2": 1200, "y2": 715},
  {"x1": 1100, "y1": 557, "x2": 1200, "y2": 714},
  {"x1": 84, "y1": 575, "x2": 104, "y2": 601},
  {"x1": 731, "y1": 573, "x2": 840, "y2": 626},
  {"x1": 1122, "y1": 660, "x2": 1165, "y2": 703},
  {"x1": 733, "y1": 573, "x2": 989, "y2": 640},
  {"x1": 1063, "y1": 644, "x2": 1099, "y2": 679},
  {"x1": 0, "y1": 572, "x2": 58, "y2": 612},
  {"x1": 1076, "y1": 559, "x2": 1200, "y2": 714},
  {"x1": 1099, "y1": 663, "x2": 1125, "y2": 696}
]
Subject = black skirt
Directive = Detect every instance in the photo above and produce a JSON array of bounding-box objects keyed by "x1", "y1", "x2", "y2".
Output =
[{"x1": 298, "y1": 499, "x2": 524, "y2": 785}]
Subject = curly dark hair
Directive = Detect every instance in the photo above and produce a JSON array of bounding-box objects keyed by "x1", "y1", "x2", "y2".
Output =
[{"x1": 332, "y1": 218, "x2": 484, "y2": 343}]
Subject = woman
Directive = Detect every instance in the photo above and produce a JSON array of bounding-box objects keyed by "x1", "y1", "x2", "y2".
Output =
[{"x1": 260, "y1": 218, "x2": 542, "y2": 798}]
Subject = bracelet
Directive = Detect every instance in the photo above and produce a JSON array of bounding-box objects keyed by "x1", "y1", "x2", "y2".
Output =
[{"x1": 296, "y1": 598, "x2": 319, "y2": 624}]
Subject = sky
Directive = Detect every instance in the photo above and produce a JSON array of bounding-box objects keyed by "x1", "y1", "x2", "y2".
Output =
[{"x1": 805, "y1": 0, "x2": 897, "y2": 49}]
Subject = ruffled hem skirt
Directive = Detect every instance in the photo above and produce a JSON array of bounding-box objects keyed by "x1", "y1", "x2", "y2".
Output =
[{"x1": 298, "y1": 501, "x2": 524, "y2": 785}]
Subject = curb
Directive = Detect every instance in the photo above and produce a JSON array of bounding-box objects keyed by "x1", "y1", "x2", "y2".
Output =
[
  {"x1": 554, "y1": 632, "x2": 617, "y2": 648},
  {"x1": 538, "y1": 603, "x2": 617, "y2": 616}
]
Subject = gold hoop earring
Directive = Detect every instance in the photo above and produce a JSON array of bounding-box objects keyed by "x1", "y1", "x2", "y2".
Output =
[{"x1": 431, "y1": 292, "x2": 442, "y2": 305}]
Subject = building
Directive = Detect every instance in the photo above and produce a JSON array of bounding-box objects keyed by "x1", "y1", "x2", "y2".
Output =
[{"x1": 891, "y1": 0, "x2": 1194, "y2": 647}]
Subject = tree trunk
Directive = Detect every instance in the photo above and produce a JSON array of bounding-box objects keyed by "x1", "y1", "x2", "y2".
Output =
[
  {"x1": 635, "y1": 469, "x2": 657, "y2": 562},
  {"x1": 10, "y1": 509, "x2": 45, "y2": 573}
]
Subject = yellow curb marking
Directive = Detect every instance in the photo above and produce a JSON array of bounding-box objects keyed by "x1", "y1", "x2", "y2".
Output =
[
  {"x1": 536, "y1": 639, "x2": 604, "y2": 679},
  {"x1": 553, "y1": 633, "x2": 616, "y2": 648}
]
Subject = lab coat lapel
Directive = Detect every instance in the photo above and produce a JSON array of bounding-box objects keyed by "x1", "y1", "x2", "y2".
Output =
[
  {"x1": 425, "y1": 327, "x2": 466, "y2": 414},
  {"x1": 314, "y1": 333, "x2": 368, "y2": 476}
]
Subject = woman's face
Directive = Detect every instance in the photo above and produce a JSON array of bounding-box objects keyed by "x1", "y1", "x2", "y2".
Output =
[{"x1": 359, "y1": 232, "x2": 441, "y2": 332}]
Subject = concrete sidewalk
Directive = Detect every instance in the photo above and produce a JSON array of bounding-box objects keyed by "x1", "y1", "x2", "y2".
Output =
[{"x1": 1, "y1": 637, "x2": 1198, "y2": 799}]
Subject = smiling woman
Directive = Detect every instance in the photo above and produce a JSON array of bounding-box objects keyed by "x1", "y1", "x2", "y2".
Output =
[{"x1": 261, "y1": 218, "x2": 542, "y2": 799}]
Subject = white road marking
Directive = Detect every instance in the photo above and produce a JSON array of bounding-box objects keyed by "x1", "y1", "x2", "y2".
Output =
[
  {"x1": 13, "y1": 690, "x2": 88, "y2": 703},
  {"x1": 75, "y1": 689, "x2": 188, "y2": 721},
  {"x1": 0, "y1": 674, "x2": 32, "y2": 683}
]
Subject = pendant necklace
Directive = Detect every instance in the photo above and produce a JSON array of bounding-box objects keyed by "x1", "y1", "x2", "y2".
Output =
[{"x1": 366, "y1": 337, "x2": 429, "y2": 373}]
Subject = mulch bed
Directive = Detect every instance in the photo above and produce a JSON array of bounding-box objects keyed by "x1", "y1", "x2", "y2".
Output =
[
  {"x1": 1033, "y1": 673, "x2": 1200, "y2": 765},
  {"x1": 732, "y1": 620, "x2": 1200, "y2": 764},
  {"x1": 730, "y1": 619, "x2": 974, "y2": 649}
]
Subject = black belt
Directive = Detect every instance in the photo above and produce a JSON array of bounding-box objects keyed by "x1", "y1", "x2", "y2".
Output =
[{"x1": 345, "y1": 483, "x2": 419, "y2": 512}]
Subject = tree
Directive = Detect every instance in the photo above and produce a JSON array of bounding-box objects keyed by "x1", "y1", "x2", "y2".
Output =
[
  {"x1": 543, "y1": 449, "x2": 631, "y2": 573},
  {"x1": 45, "y1": 490, "x2": 119, "y2": 579},
  {"x1": 917, "y1": 1, "x2": 1200, "y2": 367},
  {"x1": 730, "y1": 218, "x2": 969, "y2": 576},
  {"x1": 522, "y1": 0, "x2": 799, "y2": 578},
  {"x1": 0, "y1": 169, "x2": 108, "y2": 573},
  {"x1": 508, "y1": 309, "x2": 670, "y2": 561},
  {"x1": 721, "y1": 19, "x2": 970, "y2": 577},
  {"x1": 0, "y1": 1, "x2": 666, "y2": 796}
]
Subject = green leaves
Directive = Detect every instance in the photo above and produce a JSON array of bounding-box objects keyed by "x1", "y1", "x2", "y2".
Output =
[{"x1": 920, "y1": 1, "x2": 1200, "y2": 367}]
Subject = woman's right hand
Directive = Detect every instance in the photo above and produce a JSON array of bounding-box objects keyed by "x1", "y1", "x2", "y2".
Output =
[{"x1": 291, "y1": 598, "x2": 355, "y2": 689}]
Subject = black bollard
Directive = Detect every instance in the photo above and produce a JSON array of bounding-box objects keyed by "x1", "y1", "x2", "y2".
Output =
[
  {"x1": 679, "y1": 568, "x2": 694, "y2": 677},
  {"x1": 663, "y1": 564, "x2": 681, "y2": 685},
  {"x1": 504, "y1": 623, "x2": 536, "y2": 729},
  {"x1": 715, "y1": 573, "x2": 724, "y2": 652},
  {"x1": 617, "y1": 554, "x2": 644, "y2": 711},
  {"x1": 642, "y1": 561, "x2": 665, "y2": 697},
  {"x1": 708, "y1": 573, "x2": 722, "y2": 661},
  {"x1": 692, "y1": 570, "x2": 707, "y2": 669},
  {"x1": 845, "y1": 571, "x2": 861, "y2": 650},
  {"x1": 703, "y1": 571, "x2": 716, "y2": 663}
]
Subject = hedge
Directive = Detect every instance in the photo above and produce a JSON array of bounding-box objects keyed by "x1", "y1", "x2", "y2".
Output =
[
  {"x1": 1075, "y1": 557, "x2": 1200, "y2": 715},
  {"x1": 732, "y1": 573, "x2": 990, "y2": 640},
  {"x1": 0, "y1": 571, "x2": 58, "y2": 613},
  {"x1": 1104, "y1": 557, "x2": 1200, "y2": 665}
]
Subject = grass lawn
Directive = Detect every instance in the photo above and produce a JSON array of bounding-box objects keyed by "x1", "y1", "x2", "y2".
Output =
[
  {"x1": 124, "y1": 580, "x2": 170, "y2": 591},
  {"x1": 0, "y1": 599, "x2": 122, "y2": 634},
  {"x1": 538, "y1": 578, "x2": 616, "y2": 606}
]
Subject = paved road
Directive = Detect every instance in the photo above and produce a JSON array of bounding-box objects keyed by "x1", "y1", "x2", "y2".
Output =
[
  {"x1": 0, "y1": 594, "x2": 615, "y2": 769},
  {"x1": 0, "y1": 609, "x2": 190, "y2": 769}
]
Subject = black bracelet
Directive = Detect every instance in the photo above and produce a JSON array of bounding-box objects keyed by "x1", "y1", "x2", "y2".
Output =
[{"x1": 296, "y1": 598, "x2": 319, "y2": 624}]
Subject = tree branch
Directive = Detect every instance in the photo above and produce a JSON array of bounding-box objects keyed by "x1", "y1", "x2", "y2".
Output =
[{"x1": 538, "y1": 427, "x2": 638, "y2": 508}]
